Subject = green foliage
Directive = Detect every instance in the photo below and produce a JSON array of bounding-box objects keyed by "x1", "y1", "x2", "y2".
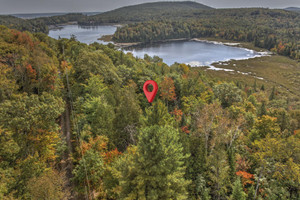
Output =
[
  {"x1": 207, "y1": 149, "x2": 231, "y2": 199},
  {"x1": 113, "y1": 85, "x2": 141, "y2": 151},
  {"x1": 253, "y1": 134, "x2": 300, "y2": 199},
  {"x1": 118, "y1": 125, "x2": 190, "y2": 200},
  {"x1": 247, "y1": 185, "x2": 255, "y2": 200},
  {"x1": 195, "y1": 175, "x2": 211, "y2": 200},
  {"x1": 250, "y1": 115, "x2": 281, "y2": 141},
  {"x1": 27, "y1": 170, "x2": 70, "y2": 200},
  {"x1": 72, "y1": 149, "x2": 104, "y2": 195},
  {"x1": 0, "y1": 16, "x2": 47, "y2": 33},
  {"x1": 231, "y1": 178, "x2": 246, "y2": 200},
  {"x1": 0, "y1": 25, "x2": 299, "y2": 199},
  {"x1": 258, "y1": 100, "x2": 267, "y2": 117},
  {"x1": 112, "y1": 8, "x2": 300, "y2": 60},
  {"x1": 73, "y1": 49, "x2": 120, "y2": 84},
  {"x1": 269, "y1": 86, "x2": 276, "y2": 100},
  {"x1": 213, "y1": 82, "x2": 242, "y2": 108},
  {"x1": 81, "y1": 1, "x2": 213, "y2": 25},
  {"x1": 0, "y1": 93, "x2": 64, "y2": 161},
  {"x1": 140, "y1": 100, "x2": 174, "y2": 127},
  {"x1": 82, "y1": 96, "x2": 115, "y2": 137}
]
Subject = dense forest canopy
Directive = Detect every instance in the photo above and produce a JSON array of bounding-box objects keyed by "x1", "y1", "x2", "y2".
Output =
[
  {"x1": 0, "y1": 23, "x2": 299, "y2": 199},
  {"x1": 112, "y1": 8, "x2": 300, "y2": 60},
  {"x1": 0, "y1": 1, "x2": 300, "y2": 199},
  {"x1": 0, "y1": 1, "x2": 214, "y2": 33},
  {"x1": 0, "y1": 15, "x2": 48, "y2": 33},
  {"x1": 77, "y1": 1, "x2": 214, "y2": 25}
]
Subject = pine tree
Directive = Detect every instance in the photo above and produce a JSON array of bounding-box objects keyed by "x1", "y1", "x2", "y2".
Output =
[
  {"x1": 118, "y1": 125, "x2": 190, "y2": 200},
  {"x1": 259, "y1": 101, "x2": 267, "y2": 117},
  {"x1": 269, "y1": 86, "x2": 276, "y2": 100},
  {"x1": 227, "y1": 148, "x2": 236, "y2": 184},
  {"x1": 140, "y1": 100, "x2": 173, "y2": 127},
  {"x1": 247, "y1": 185, "x2": 255, "y2": 200},
  {"x1": 231, "y1": 178, "x2": 246, "y2": 200}
]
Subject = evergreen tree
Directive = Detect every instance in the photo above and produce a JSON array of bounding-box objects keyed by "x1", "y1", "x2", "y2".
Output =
[
  {"x1": 140, "y1": 100, "x2": 173, "y2": 127},
  {"x1": 231, "y1": 178, "x2": 246, "y2": 200},
  {"x1": 247, "y1": 185, "x2": 255, "y2": 200},
  {"x1": 227, "y1": 148, "x2": 236, "y2": 184},
  {"x1": 213, "y1": 82, "x2": 242, "y2": 108},
  {"x1": 269, "y1": 86, "x2": 276, "y2": 101},
  {"x1": 118, "y1": 125, "x2": 190, "y2": 200},
  {"x1": 259, "y1": 101, "x2": 267, "y2": 117},
  {"x1": 195, "y1": 174, "x2": 211, "y2": 200}
]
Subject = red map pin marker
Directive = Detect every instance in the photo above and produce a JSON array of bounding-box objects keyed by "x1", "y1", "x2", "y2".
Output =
[{"x1": 143, "y1": 80, "x2": 158, "y2": 103}]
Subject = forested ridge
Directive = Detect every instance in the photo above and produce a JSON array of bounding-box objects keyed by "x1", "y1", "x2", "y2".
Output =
[
  {"x1": 113, "y1": 8, "x2": 300, "y2": 61},
  {"x1": 1, "y1": 0, "x2": 300, "y2": 63},
  {"x1": 0, "y1": 15, "x2": 48, "y2": 33},
  {"x1": 2, "y1": 1, "x2": 299, "y2": 61},
  {"x1": 0, "y1": 1, "x2": 213, "y2": 34},
  {"x1": 0, "y1": 24, "x2": 299, "y2": 200}
]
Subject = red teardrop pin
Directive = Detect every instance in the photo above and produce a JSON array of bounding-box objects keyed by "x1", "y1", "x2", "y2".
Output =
[{"x1": 143, "y1": 80, "x2": 158, "y2": 103}]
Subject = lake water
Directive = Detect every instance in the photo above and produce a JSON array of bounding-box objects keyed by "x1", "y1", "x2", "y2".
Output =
[
  {"x1": 48, "y1": 25, "x2": 267, "y2": 67},
  {"x1": 125, "y1": 40, "x2": 265, "y2": 67},
  {"x1": 48, "y1": 25, "x2": 117, "y2": 44}
]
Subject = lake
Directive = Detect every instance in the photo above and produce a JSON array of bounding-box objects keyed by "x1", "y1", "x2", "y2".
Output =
[
  {"x1": 125, "y1": 40, "x2": 266, "y2": 67},
  {"x1": 48, "y1": 25, "x2": 117, "y2": 44},
  {"x1": 48, "y1": 25, "x2": 267, "y2": 67}
]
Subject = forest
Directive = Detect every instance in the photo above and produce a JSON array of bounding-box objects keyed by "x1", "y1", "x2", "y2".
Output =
[
  {"x1": 0, "y1": 1, "x2": 299, "y2": 199},
  {"x1": 2, "y1": 2, "x2": 299, "y2": 61},
  {"x1": 0, "y1": 22, "x2": 299, "y2": 200},
  {"x1": 0, "y1": 1, "x2": 213, "y2": 34},
  {"x1": 112, "y1": 8, "x2": 300, "y2": 61}
]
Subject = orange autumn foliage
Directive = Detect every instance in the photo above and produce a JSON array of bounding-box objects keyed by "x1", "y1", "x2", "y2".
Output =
[
  {"x1": 81, "y1": 135, "x2": 108, "y2": 155},
  {"x1": 26, "y1": 64, "x2": 37, "y2": 80},
  {"x1": 236, "y1": 171, "x2": 254, "y2": 186},
  {"x1": 171, "y1": 107, "x2": 183, "y2": 122},
  {"x1": 103, "y1": 148, "x2": 122, "y2": 164},
  {"x1": 11, "y1": 30, "x2": 35, "y2": 49},
  {"x1": 181, "y1": 126, "x2": 190, "y2": 134},
  {"x1": 160, "y1": 77, "x2": 176, "y2": 101},
  {"x1": 277, "y1": 41, "x2": 286, "y2": 54}
]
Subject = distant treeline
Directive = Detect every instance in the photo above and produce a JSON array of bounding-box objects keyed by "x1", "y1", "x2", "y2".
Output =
[
  {"x1": 0, "y1": 1, "x2": 212, "y2": 33},
  {"x1": 1, "y1": 2, "x2": 299, "y2": 61},
  {"x1": 0, "y1": 15, "x2": 48, "y2": 33},
  {"x1": 0, "y1": 13, "x2": 87, "y2": 34},
  {"x1": 113, "y1": 8, "x2": 300, "y2": 60}
]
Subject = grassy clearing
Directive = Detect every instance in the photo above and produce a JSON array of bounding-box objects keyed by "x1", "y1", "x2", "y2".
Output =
[{"x1": 196, "y1": 54, "x2": 300, "y2": 109}]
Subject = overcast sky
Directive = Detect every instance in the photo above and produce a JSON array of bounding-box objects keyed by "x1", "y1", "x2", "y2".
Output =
[{"x1": 1, "y1": 0, "x2": 300, "y2": 14}]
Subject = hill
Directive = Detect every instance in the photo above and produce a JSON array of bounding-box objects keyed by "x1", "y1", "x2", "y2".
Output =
[
  {"x1": 12, "y1": 12, "x2": 102, "y2": 19},
  {"x1": 78, "y1": 1, "x2": 214, "y2": 25},
  {"x1": 285, "y1": 7, "x2": 300, "y2": 12},
  {"x1": 0, "y1": 1, "x2": 213, "y2": 32},
  {"x1": 0, "y1": 15, "x2": 47, "y2": 32}
]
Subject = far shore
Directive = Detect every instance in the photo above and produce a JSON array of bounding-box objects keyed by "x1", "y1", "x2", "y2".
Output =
[
  {"x1": 109, "y1": 37, "x2": 266, "y2": 52},
  {"x1": 48, "y1": 22, "x2": 122, "y2": 31}
]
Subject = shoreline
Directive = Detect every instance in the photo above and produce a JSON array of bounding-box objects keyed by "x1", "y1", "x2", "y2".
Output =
[
  {"x1": 113, "y1": 37, "x2": 271, "y2": 53},
  {"x1": 114, "y1": 38, "x2": 189, "y2": 48},
  {"x1": 48, "y1": 22, "x2": 122, "y2": 31},
  {"x1": 116, "y1": 38, "x2": 272, "y2": 73}
]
